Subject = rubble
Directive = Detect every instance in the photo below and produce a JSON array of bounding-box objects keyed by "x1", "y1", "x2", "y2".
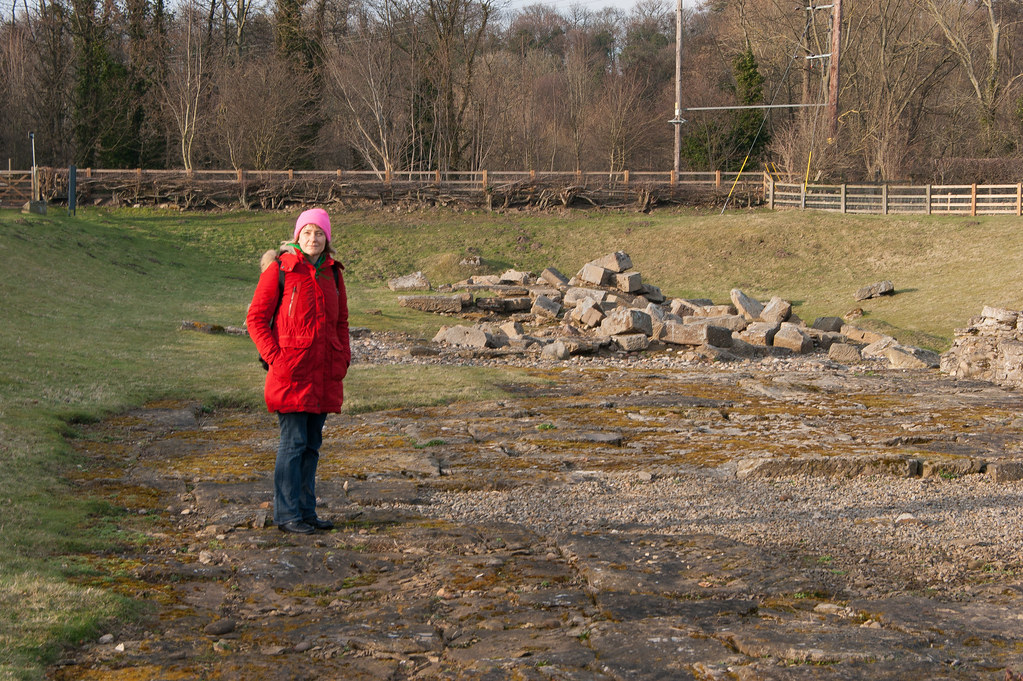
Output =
[{"x1": 402, "y1": 252, "x2": 940, "y2": 371}]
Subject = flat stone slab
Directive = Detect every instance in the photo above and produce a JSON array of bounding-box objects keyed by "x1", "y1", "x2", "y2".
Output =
[{"x1": 57, "y1": 356, "x2": 1023, "y2": 681}]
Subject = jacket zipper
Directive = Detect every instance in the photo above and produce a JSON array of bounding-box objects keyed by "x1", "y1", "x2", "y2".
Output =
[{"x1": 287, "y1": 285, "x2": 297, "y2": 317}]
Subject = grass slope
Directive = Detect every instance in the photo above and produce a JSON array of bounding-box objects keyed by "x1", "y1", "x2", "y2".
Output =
[{"x1": 1, "y1": 205, "x2": 1021, "y2": 678}]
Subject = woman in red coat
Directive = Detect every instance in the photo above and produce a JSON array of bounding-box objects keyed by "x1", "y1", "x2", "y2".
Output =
[{"x1": 246, "y1": 208, "x2": 351, "y2": 534}]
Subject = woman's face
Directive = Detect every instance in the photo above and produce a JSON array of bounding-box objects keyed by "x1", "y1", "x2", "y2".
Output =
[{"x1": 297, "y1": 224, "x2": 327, "y2": 259}]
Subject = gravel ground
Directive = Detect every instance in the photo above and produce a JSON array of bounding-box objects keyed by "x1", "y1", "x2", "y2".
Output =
[{"x1": 425, "y1": 472, "x2": 1023, "y2": 597}]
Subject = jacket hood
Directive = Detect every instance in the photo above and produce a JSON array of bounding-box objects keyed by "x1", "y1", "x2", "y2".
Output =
[{"x1": 260, "y1": 243, "x2": 340, "y2": 273}]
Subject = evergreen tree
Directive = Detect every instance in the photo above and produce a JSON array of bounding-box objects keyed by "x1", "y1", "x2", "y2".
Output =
[{"x1": 726, "y1": 46, "x2": 767, "y2": 170}]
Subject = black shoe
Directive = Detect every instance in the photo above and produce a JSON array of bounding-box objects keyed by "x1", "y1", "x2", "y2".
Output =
[
  {"x1": 305, "y1": 517, "x2": 334, "y2": 531},
  {"x1": 278, "y1": 520, "x2": 315, "y2": 534}
]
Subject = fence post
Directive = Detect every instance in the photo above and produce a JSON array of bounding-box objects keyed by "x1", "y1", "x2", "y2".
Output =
[
  {"x1": 624, "y1": 170, "x2": 630, "y2": 185},
  {"x1": 86, "y1": 168, "x2": 92, "y2": 178},
  {"x1": 715, "y1": 170, "x2": 721, "y2": 188},
  {"x1": 237, "y1": 169, "x2": 243, "y2": 183},
  {"x1": 768, "y1": 177, "x2": 775, "y2": 210},
  {"x1": 800, "y1": 183, "x2": 806, "y2": 209},
  {"x1": 435, "y1": 169, "x2": 441, "y2": 183},
  {"x1": 925, "y1": 185, "x2": 931, "y2": 215},
  {"x1": 882, "y1": 184, "x2": 888, "y2": 215},
  {"x1": 482, "y1": 169, "x2": 488, "y2": 189},
  {"x1": 839, "y1": 184, "x2": 846, "y2": 213},
  {"x1": 971, "y1": 183, "x2": 977, "y2": 216},
  {"x1": 530, "y1": 169, "x2": 536, "y2": 182},
  {"x1": 1017, "y1": 183, "x2": 1022, "y2": 217},
  {"x1": 670, "y1": 170, "x2": 677, "y2": 187},
  {"x1": 576, "y1": 169, "x2": 583, "y2": 185},
  {"x1": 288, "y1": 169, "x2": 294, "y2": 180},
  {"x1": 336, "y1": 169, "x2": 342, "y2": 179}
]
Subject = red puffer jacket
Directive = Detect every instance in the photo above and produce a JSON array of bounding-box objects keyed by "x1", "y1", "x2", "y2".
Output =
[{"x1": 246, "y1": 247, "x2": 351, "y2": 413}]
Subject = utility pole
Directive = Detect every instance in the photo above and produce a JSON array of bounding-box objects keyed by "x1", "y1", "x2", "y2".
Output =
[
  {"x1": 826, "y1": 0, "x2": 842, "y2": 141},
  {"x1": 672, "y1": 0, "x2": 684, "y2": 175}
]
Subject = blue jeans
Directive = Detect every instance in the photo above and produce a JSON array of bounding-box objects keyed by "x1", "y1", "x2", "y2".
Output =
[{"x1": 274, "y1": 412, "x2": 327, "y2": 525}]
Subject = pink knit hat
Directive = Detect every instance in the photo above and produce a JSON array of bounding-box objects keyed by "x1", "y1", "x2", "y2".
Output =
[{"x1": 293, "y1": 208, "x2": 332, "y2": 242}]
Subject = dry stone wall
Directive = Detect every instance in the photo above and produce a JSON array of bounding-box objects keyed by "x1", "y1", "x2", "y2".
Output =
[{"x1": 410, "y1": 252, "x2": 936, "y2": 370}]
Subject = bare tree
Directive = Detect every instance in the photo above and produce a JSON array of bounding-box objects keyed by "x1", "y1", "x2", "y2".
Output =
[
  {"x1": 418, "y1": 0, "x2": 494, "y2": 170},
  {"x1": 840, "y1": 0, "x2": 953, "y2": 179},
  {"x1": 158, "y1": 1, "x2": 207, "y2": 169},
  {"x1": 922, "y1": 0, "x2": 1023, "y2": 151},
  {"x1": 321, "y1": 1, "x2": 411, "y2": 177},
  {"x1": 210, "y1": 55, "x2": 315, "y2": 169}
]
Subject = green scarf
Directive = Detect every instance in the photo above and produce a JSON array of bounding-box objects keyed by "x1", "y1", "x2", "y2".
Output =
[{"x1": 289, "y1": 242, "x2": 327, "y2": 275}]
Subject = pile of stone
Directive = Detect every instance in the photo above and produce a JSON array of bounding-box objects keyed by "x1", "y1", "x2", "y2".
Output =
[
  {"x1": 940, "y1": 306, "x2": 1023, "y2": 388},
  {"x1": 397, "y1": 252, "x2": 939, "y2": 367}
]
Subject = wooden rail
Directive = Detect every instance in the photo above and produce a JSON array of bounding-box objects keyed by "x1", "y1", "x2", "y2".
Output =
[{"x1": 767, "y1": 179, "x2": 1023, "y2": 216}]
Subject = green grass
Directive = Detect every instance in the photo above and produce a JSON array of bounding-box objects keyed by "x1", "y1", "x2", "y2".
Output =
[{"x1": 2, "y1": 205, "x2": 1023, "y2": 678}]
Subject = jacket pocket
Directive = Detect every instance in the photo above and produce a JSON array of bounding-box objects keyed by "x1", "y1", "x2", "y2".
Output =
[{"x1": 330, "y1": 337, "x2": 349, "y2": 380}]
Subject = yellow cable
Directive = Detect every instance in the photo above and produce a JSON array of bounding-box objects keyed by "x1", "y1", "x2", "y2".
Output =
[
  {"x1": 803, "y1": 149, "x2": 813, "y2": 191},
  {"x1": 724, "y1": 153, "x2": 753, "y2": 211}
]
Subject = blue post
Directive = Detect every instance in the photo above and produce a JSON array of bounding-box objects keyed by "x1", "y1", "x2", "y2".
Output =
[{"x1": 68, "y1": 165, "x2": 77, "y2": 216}]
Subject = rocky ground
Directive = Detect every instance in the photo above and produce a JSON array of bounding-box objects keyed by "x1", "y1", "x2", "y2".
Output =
[{"x1": 53, "y1": 332, "x2": 1023, "y2": 680}]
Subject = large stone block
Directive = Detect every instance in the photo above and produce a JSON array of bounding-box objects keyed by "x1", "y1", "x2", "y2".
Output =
[
  {"x1": 600, "y1": 308, "x2": 653, "y2": 337},
  {"x1": 590, "y1": 251, "x2": 633, "y2": 273},
  {"x1": 731, "y1": 289, "x2": 764, "y2": 321},
  {"x1": 760, "y1": 296, "x2": 792, "y2": 324},
  {"x1": 739, "y1": 321, "x2": 780, "y2": 346},
  {"x1": 540, "y1": 267, "x2": 569, "y2": 287},
  {"x1": 499, "y1": 269, "x2": 533, "y2": 285},
  {"x1": 661, "y1": 321, "x2": 733, "y2": 347},
  {"x1": 612, "y1": 334, "x2": 650, "y2": 352},
  {"x1": 988, "y1": 461, "x2": 1023, "y2": 483},
  {"x1": 688, "y1": 314, "x2": 747, "y2": 333},
  {"x1": 812, "y1": 316, "x2": 844, "y2": 332},
  {"x1": 854, "y1": 280, "x2": 895, "y2": 301},
  {"x1": 564, "y1": 287, "x2": 608, "y2": 307},
  {"x1": 773, "y1": 323, "x2": 812, "y2": 353},
  {"x1": 541, "y1": 340, "x2": 570, "y2": 360},
  {"x1": 862, "y1": 336, "x2": 898, "y2": 359},
  {"x1": 887, "y1": 345, "x2": 940, "y2": 369},
  {"x1": 669, "y1": 298, "x2": 712, "y2": 317},
  {"x1": 433, "y1": 325, "x2": 493, "y2": 348},
  {"x1": 578, "y1": 263, "x2": 611, "y2": 286},
  {"x1": 529, "y1": 286, "x2": 563, "y2": 302},
  {"x1": 500, "y1": 320, "x2": 525, "y2": 339},
  {"x1": 571, "y1": 298, "x2": 605, "y2": 327},
  {"x1": 841, "y1": 325, "x2": 888, "y2": 344},
  {"x1": 531, "y1": 294, "x2": 562, "y2": 319},
  {"x1": 828, "y1": 343, "x2": 863, "y2": 364},
  {"x1": 399, "y1": 295, "x2": 464, "y2": 313},
  {"x1": 388, "y1": 271, "x2": 431, "y2": 291},
  {"x1": 615, "y1": 271, "x2": 643, "y2": 293}
]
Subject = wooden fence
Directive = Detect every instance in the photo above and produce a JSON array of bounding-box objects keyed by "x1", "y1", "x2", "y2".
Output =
[
  {"x1": 768, "y1": 180, "x2": 1023, "y2": 216},
  {"x1": 1, "y1": 167, "x2": 766, "y2": 210},
  {"x1": 6, "y1": 168, "x2": 1023, "y2": 215}
]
